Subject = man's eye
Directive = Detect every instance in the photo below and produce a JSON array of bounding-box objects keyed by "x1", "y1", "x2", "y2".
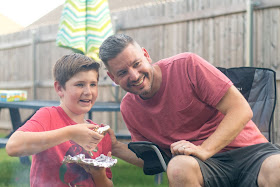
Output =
[
  {"x1": 133, "y1": 62, "x2": 140, "y2": 68},
  {"x1": 118, "y1": 71, "x2": 126, "y2": 76},
  {"x1": 90, "y1": 83, "x2": 97, "y2": 87},
  {"x1": 76, "y1": 84, "x2": 83, "y2": 87}
]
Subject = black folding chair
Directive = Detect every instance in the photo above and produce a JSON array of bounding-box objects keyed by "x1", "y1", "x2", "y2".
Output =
[
  {"x1": 128, "y1": 67, "x2": 277, "y2": 177},
  {"x1": 217, "y1": 67, "x2": 277, "y2": 142}
]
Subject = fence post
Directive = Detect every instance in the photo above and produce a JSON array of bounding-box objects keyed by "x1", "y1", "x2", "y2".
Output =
[
  {"x1": 31, "y1": 30, "x2": 38, "y2": 99},
  {"x1": 246, "y1": 0, "x2": 260, "y2": 67}
]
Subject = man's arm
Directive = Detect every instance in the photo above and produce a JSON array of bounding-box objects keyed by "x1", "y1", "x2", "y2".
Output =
[
  {"x1": 6, "y1": 123, "x2": 104, "y2": 157},
  {"x1": 107, "y1": 129, "x2": 144, "y2": 167},
  {"x1": 200, "y1": 85, "x2": 253, "y2": 158},
  {"x1": 171, "y1": 85, "x2": 253, "y2": 161}
]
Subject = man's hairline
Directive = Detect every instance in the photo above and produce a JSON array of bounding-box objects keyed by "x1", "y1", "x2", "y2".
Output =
[{"x1": 104, "y1": 43, "x2": 143, "y2": 73}]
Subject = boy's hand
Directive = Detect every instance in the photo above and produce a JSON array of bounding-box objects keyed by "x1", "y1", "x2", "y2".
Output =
[
  {"x1": 79, "y1": 161, "x2": 106, "y2": 175},
  {"x1": 68, "y1": 123, "x2": 104, "y2": 151},
  {"x1": 78, "y1": 152, "x2": 112, "y2": 173}
]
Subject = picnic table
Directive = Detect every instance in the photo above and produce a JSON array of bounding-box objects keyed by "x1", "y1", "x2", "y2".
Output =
[{"x1": 0, "y1": 100, "x2": 127, "y2": 164}]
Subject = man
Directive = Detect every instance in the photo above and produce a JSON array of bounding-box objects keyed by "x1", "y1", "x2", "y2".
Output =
[{"x1": 99, "y1": 34, "x2": 280, "y2": 187}]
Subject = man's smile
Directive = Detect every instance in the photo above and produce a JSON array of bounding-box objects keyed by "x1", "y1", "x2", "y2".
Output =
[{"x1": 130, "y1": 76, "x2": 145, "y2": 87}]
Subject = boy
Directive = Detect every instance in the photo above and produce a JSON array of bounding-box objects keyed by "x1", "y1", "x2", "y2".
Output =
[{"x1": 6, "y1": 53, "x2": 113, "y2": 187}]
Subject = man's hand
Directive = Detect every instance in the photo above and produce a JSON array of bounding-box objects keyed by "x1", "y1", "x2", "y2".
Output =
[
  {"x1": 107, "y1": 128, "x2": 118, "y2": 148},
  {"x1": 170, "y1": 140, "x2": 211, "y2": 161}
]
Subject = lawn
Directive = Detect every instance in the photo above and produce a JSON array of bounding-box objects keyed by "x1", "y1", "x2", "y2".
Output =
[{"x1": 0, "y1": 133, "x2": 168, "y2": 186}]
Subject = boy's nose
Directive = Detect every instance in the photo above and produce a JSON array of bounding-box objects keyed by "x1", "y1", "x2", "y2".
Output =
[{"x1": 83, "y1": 85, "x2": 91, "y2": 94}]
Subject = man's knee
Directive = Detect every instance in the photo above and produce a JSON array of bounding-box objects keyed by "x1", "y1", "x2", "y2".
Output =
[
  {"x1": 167, "y1": 155, "x2": 200, "y2": 173},
  {"x1": 258, "y1": 154, "x2": 280, "y2": 187},
  {"x1": 167, "y1": 155, "x2": 203, "y2": 186}
]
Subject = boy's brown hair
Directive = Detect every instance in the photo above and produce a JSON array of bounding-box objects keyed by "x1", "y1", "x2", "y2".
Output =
[{"x1": 53, "y1": 53, "x2": 100, "y2": 88}]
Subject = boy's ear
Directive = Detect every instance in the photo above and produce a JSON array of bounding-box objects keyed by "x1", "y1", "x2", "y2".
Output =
[
  {"x1": 107, "y1": 72, "x2": 118, "y2": 85},
  {"x1": 54, "y1": 81, "x2": 64, "y2": 97}
]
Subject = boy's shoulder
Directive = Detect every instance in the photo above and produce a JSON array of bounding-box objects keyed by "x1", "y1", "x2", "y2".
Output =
[
  {"x1": 34, "y1": 106, "x2": 63, "y2": 119},
  {"x1": 37, "y1": 106, "x2": 60, "y2": 113}
]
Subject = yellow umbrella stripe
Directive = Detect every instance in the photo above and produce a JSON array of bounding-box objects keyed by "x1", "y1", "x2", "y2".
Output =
[{"x1": 56, "y1": 0, "x2": 114, "y2": 60}]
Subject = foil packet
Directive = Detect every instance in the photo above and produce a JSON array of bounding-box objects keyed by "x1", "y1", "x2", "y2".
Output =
[
  {"x1": 94, "y1": 125, "x2": 110, "y2": 135},
  {"x1": 62, "y1": 154, "x2": 117, "y2": 168}
]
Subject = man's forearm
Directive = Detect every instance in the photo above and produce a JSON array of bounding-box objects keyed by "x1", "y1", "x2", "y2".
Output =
[
  {"x1": 200, "y1": 111, "x2": 250, "y2": 159},
  {"x1": 111, "y1": 141, "x2": 144, "y2": 167},
  {"x1": 200, "y1": 86, "x2": 253, "y2": 160}
]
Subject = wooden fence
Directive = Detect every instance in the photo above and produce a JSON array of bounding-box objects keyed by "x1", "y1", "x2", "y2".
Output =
[
  {"x1": 0, "y1": 25, "x2": 125, "y2": 133},
  {"x1": 0, "y1": 0, "x2": 279, "y2": 142}
]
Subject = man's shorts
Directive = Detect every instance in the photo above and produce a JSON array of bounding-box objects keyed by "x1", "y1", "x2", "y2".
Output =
[{"x1": 194, "y1": 143, "x2": 280, "y2": 187}]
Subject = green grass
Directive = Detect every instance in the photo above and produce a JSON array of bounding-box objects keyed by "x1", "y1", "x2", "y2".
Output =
[
  {"x1": 111, "y1": 159, "x2": 168, "y2": 187},
  {"x1": 0, "y1": 133, "x2": 168, "y2": 187},
  {"x1": 0, "y1": 148, "x2": 30, "y2": 187}
]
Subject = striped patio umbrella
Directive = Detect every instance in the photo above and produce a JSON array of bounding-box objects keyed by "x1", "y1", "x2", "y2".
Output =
[{"x1": 56, "y1": 0, "x2": 114, "y2": 61}]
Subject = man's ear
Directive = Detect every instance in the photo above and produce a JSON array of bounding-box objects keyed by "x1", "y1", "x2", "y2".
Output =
[
  {"x1": 54, "y1": 81, "x2": 64, "y2": 97},
  {"x1": 142, "y1": 47, "x2": 152, "y2": 63},
  {"x1": 107, "y1": 72, "x2": 118, "y2": 85}
]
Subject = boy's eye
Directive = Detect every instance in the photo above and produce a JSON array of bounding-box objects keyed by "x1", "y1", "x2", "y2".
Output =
[
  {"x1": 76, "y1": 83, "x2": 83, "y2": 87},
  {"x1": 90, "y1": 83, "x2": 97, "y2": 87}
]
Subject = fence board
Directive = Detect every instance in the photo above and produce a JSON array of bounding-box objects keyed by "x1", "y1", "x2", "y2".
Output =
[
  {"x1": 0, "y1": 0, "x2": 280, "y2": 140},
  {"x1": 255, "y1": 9, "x2": 263, "y2": 68},
  {"x1": 271, "y1": 9, "x2": 279, "y2": 70},
  {"x1": 230, "y1": 14, "x2": 237, "y2": 67}
]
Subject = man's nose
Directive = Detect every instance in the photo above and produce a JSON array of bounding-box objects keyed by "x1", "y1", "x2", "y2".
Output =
[{"x1": 129, "y1": 69, "x2": 139, "y2": 81}]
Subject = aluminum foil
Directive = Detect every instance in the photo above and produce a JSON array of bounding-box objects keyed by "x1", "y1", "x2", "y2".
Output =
[
  {"x1": 93, "y1": 125, "x2": 110, "y2": 135},
  {"x1": 62, "y1": 154, "x2": 117, "y2": 168},
  {"x1": 96, "y1": 125, "x2": 110, "y2": 134}
]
